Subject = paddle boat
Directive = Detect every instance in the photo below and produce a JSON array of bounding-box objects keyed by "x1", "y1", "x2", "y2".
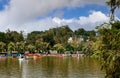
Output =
[{"x1": 18, "y1": 54, "x2": 24, "y2": 61}]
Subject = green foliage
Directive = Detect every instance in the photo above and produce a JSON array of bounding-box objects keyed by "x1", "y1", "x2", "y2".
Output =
[
  {"x1": 26, "y1": 26, "x2": 96, "y2": 54},
  {"x1": 15, "y1": 41, "x2": 25, "y2": 52},
  {"x1": 93, "y1": 21, "x2": 120, "y2": 78},
  {"x1": 66, "y1": 44, "x2": 75, "y2": 54},
  {"x1": 26, "y1": 44, "x2": 36, "y2": 53},
  {"x1": 0, "y1": 26, "x2": 96, "y2": 54},
  {"x1": 8, "y1": 42, "x2": 16, "y2": 53},
  {"x1": 75, "y1": 28, "x2": 96, "y2": 42},
  {"x1": 82, "y1": 41, "x2": 94, "y2": 56},
  {"x1": 42, "y1": 30, "x2": 55, "y2": 47},
  {"x1": 53, "y1": 44, "x2": 65, "y2": 54},
  {"x1": 6, "y1": 30, "x2": 24, "y2": 43},
  {"x1": 77, "y1": 42, "x2": 84, "y2": 51},
  {"x1": 75, "y1": 28, "x2": 86, "y2": 36},
  {"x1": 53, "y1": 26, "x2": 73, "y2": 45},
  {"x1": 0, "y1": 32, "x2": 6, "y2": 43},
  {"x1": 0, "y1": 42, "x2": 6, "y2": 52},
  {"x1": 35, "y1": 40, "x2": 49, "y2": 53},
  {"x1": 26, "y1": 31, "x2": 43, "y2": 45},
  {"x1": 27, "y1": 25, "x2": 73, "y2": 50}
]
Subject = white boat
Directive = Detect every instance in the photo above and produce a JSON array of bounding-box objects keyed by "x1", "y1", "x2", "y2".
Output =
[{"x1": 18, "y1": 54, "x2": 24, "y2": 61}]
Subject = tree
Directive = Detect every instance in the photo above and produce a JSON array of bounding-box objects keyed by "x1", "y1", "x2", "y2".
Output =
[
  {"x1": 75, "y1": 28, "x2": 85, "y2": 36},
  {"x1": 15, "y1": 41, "x2": 25, "y2": 53},
  {"x1": 0, "y1": 32, "x2": 6, "y2": 43},
  {"x1": 74, "y1": 28, "x2": 96, "y2": 42},
  {"x1": 42, "y1": 30, "x2": 55, "y2": 48},
  {"x1": 35, "y1": 40, "x2": 49, "y2": 53},
  {"x1": 53, "y1": 26, "x2": 73, "y2": 45},
  {"x1": 5, "y1": 30, "x2": 24, "y2": 44},
  {"x1": 92, "y1": 1, "x2": 120, "y2": 77},
  {"x1": 66, "y1": 44, "x2": 75, "y2": 54},
  {"x1": 94, "y1": 21, "x2": 120, "y2": 78},
  {"x1": 106, "y1": 0, "x2": 120, "y2": 21},
  {"x1": 82, "y1": 41, "x2": 94, "y2": 56},
  {"x1": 26, "y1": 31, "x2": 43, "y2": 45},
  {"x1": 0, "y1": 42, "x2": 6, "y2": 52},
  {"x1": 26, "y1": 44, "x2": 36, "y2": 53},
  {"x1": 86, "y1": 30, "x2": 96, "y2": 41},
  {"x1": 53, "y1": 44, "x2": 65, "y2": 54},
  {"x1": 8, "y1": 42, "x2": 16, "y2": 53}
]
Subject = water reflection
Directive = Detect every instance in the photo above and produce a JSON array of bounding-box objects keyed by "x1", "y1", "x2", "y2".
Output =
[{"x1": 0, "y1": 56, "x2": 105, "y2": 78}]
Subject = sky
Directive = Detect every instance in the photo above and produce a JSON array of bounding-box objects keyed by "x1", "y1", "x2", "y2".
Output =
[{"x1": 0, "y1": 0, "x2": 119, "y2": 33}]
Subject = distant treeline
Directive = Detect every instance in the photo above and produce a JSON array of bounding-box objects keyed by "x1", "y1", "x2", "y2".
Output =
[{"x1": 0, "y1": 25, "x2": 96, "y2": 54}]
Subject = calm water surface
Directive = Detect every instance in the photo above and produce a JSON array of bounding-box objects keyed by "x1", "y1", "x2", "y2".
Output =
[{"x1": 0, "y1": 56, "x2": 105, "y2": 78}]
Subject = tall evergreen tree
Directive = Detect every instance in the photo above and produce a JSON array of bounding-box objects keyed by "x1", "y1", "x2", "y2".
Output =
[{"x1": 106, "y1": 0, "x2": 120, "y2": 21}]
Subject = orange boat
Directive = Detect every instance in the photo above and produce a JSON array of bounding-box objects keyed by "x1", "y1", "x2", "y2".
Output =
[{"x1": 25, "y1": 53, "x2": 42, "y2": 58}]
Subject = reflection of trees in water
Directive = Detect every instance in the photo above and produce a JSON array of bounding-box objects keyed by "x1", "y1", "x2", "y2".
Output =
[
  {"x1": 0, "y1": 57, "x2": 105, "y2": 78},
  {"x1": 41, "y1": 56, "x2": 69, "y2": 78},
  {"x1": 41, "y1": 56, "x2": 104, "y2": 78},
  {"x1": 0, "y1": 58, "x2": 22, "y2": 78},
  {"x1": 68, "y1": 57, "x2": 104, "y2": 78}
]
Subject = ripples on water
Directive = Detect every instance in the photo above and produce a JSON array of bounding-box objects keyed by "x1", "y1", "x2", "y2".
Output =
[{"x1": 0, "y1": 56, "x2": 105, "y2": 78}]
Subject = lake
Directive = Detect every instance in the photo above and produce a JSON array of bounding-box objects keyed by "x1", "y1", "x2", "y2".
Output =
[{"x1": 0, "y1": 56, "x2": 105, "y2": 78}]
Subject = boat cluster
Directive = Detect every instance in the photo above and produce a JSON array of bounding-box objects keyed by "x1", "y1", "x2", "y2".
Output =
[{"x1": 0, "y1": 53, "x2": 86, "y2": 61}]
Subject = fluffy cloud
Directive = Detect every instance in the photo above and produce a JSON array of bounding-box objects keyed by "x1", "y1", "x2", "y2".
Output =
[
  {"x1": 0, "y1": 11, "x2": 109, "y2": 33},
  {"x1": 79, "y1": 11, "x2": 109, "y2": 24},
  {"x1": 0, "y1": 0, "x2": 106, "y2": 26},
  {"x1": 53, "y1": 11, "x2": 109, "y2": 30}
]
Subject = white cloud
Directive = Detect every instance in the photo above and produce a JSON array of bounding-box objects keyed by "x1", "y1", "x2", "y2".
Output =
[
  {"x1": 0, "y1": 0, "x2": 106, "y2": 26},
  {"x1": 53, "y1": 11, "x2": 109, "y2": 30},
  {"x1": 0, "y1": 11, "x2": 109, "y2": 33},
  {"x1": 79, "y1": 11, "x2": 109, "y2": 24}
]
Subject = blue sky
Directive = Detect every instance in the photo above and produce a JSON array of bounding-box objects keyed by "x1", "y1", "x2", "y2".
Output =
[
  {"x1": 0, "y1": 0, "x2": 118, "y2": 33},
  {"x1": 0, "y1": 0, "x2": 9, "y2": 10},
  {"x1": 50, "y1": 4, "x2": 108, "y2": 19}
]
